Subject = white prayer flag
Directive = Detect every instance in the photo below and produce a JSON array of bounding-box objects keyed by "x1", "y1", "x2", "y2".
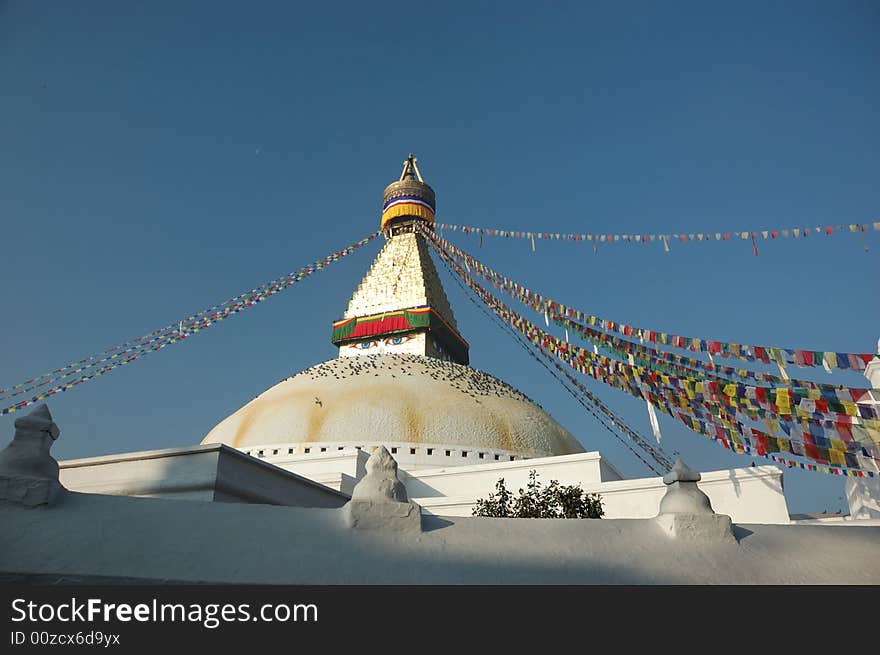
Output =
[{"x1": 646, "y1": 399, "x2": 662, "y2": 443}]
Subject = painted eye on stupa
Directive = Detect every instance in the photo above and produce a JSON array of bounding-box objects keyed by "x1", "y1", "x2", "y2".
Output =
[
  {"x1": 385, "y1": 336, "x2": 412, "y2": 346},
  {"x1": 357, "y1": 341, "x2": 377, "y2": 350}
]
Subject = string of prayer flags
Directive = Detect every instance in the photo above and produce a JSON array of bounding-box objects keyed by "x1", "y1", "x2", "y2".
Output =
[
  {"x1": 422, "y1": 228, "x2": 880, "y2": 452},
  {"x1": 420, "y1": 224, "x2": 878, "y2": 374},
  {"x1": 1, "y1": 231, "x2": 382, "y2": 416},
  {"x1": 427, "y1": 233, "x2": 880, "y2": 476},
  {"x1": 435, "y1": 221, "x2": 880, "y2": 250}
]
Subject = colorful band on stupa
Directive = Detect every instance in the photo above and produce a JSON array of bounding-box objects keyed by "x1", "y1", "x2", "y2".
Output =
[
  {"x1": 331, "y1": 306, "x2": 469, "y2": 363},
  {"x1": 381, "y1": 195, "x2": 435, "y2": 229},
  {"x1": 380, "y1": 153, "x2": 436, "y2": 231}
]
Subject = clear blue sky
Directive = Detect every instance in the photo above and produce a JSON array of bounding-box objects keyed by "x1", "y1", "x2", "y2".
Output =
[{"x1": 1, "y1": 1, "x2": 877, "y2": 514}]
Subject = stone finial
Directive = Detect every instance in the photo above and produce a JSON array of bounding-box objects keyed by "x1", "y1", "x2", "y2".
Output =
[
  {"x1": 345, "y1": 446, "x2": 421, "y2": 532},
  {"x1": 0, "y1": 403, "x2": 65, "y2": 507},
  {"x1": 659, "y1": 458, "x2": 711, "y2": 513},
  {"x1": 663, "y1": 458, "x2": 702, "y2": 483},
  {"x1": 655, "y1": 458, "x2": 735, "y2": 542},
  {"x1": 351, "y1": 445, "x2": 408, "y2": 502}
]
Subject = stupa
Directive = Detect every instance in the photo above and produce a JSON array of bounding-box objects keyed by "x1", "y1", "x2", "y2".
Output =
[{"x1": 202, "y1": 155, "x2": 586, "y2": 469}]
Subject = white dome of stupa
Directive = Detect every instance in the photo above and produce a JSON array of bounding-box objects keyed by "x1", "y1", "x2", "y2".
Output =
[{"x1": 202, "y1": 353, "x2": 584, "y2": 459}]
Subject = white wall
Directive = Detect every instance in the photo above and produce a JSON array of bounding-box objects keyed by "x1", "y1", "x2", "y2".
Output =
[
  {"x1": 411, "y1": 463, "x2": 790, "y2": 525},
  {"x1": 59, "y1": 444, "x2": 349, "y2": 507},
  {"x1": 61, "y1": 441, "x2": 790, "y2": 524},
  {"x1": 237, "y1": 444, "x2": 790, "y2": 524},
  {"x1": 400, "y1": 451, "x2": 620, "y2": 499}
]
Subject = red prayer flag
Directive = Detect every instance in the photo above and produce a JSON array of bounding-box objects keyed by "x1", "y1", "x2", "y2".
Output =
[{"x1": 835, "y1": 422, "x2": 854, "y2": 444}]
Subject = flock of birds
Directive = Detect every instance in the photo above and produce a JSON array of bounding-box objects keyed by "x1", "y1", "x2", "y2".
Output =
[{"x1": 288, "y1": 352, "x2": 544, "y2": 408}]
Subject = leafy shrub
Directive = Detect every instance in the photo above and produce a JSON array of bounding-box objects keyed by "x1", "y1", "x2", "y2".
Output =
[{"x1": 472, "y1": 470, "x2": 603, "y2": 519}]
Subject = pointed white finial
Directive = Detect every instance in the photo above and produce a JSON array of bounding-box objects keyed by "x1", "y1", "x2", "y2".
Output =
[
  {"x1": 659, "y1": 458, "x2": 713, "y2": 514},
  {"x1": 345, "y1": 446, "x2": 421, "y2": 532},
  {"x1": 351, "y1": 445, "x2": 408, "y2": 502},
  {"x1": 655, "y1": 458, "x2": 735, "y2": 542},
  {"x1": 0, "y1": 403, "x2": 64, "y2": 506}
]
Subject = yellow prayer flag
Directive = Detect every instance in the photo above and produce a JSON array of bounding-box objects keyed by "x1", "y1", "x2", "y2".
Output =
[
  {"x1": 842, "y1": 401, "x2": 859, "y2": 417},
  {"x1": 775, "y1": 389, "x2": 791, "y2": 413},
  {"x1": 823, "y1": 352, "x2": 837, "y2": 370}
]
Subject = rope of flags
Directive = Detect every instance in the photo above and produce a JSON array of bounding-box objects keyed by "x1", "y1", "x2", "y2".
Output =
[
  {"x1": 437, "y1": 220, "x2": 880, "y2": 253},
  {"x1": 427, "y1": 228, "x2": 875, "y2": 410},
  {"x1": 426, "y1": 236, "x2": 880, "y2": 477},
  {"x1": 423, "y1": 226, "x2": 876, "y2": 374},
  {"x1": 1, "y1": 232, "x2": 381, "y2": 416},
  {"x1": 439, "y1": 253, "x2": 673, "y2": 474},
  {"x1": 426, "y1": 231, "x2": 879, "y2": 477},
  {"x1": 428, "y1": 230, "x2": 880, "y2": 447},
  {"x1": 437, "y1": 227, "x2": 832, "y2": 390}
]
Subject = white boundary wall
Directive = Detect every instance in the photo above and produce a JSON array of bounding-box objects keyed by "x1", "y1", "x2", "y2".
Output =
[
  {"x1": 268, "y1": 448, "x2": 790, "y2": 524},
  {"x1": 403, "y1": 455, "x2": 789, "y2": 524},
  {"x1": 60, "y1": 443, "x2": 792, "y2": 524}
]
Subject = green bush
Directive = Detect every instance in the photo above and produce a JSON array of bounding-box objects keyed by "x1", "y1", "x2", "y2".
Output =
[{"x1": 472, "y1": 470, "x2": 603, "y2": 519}]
